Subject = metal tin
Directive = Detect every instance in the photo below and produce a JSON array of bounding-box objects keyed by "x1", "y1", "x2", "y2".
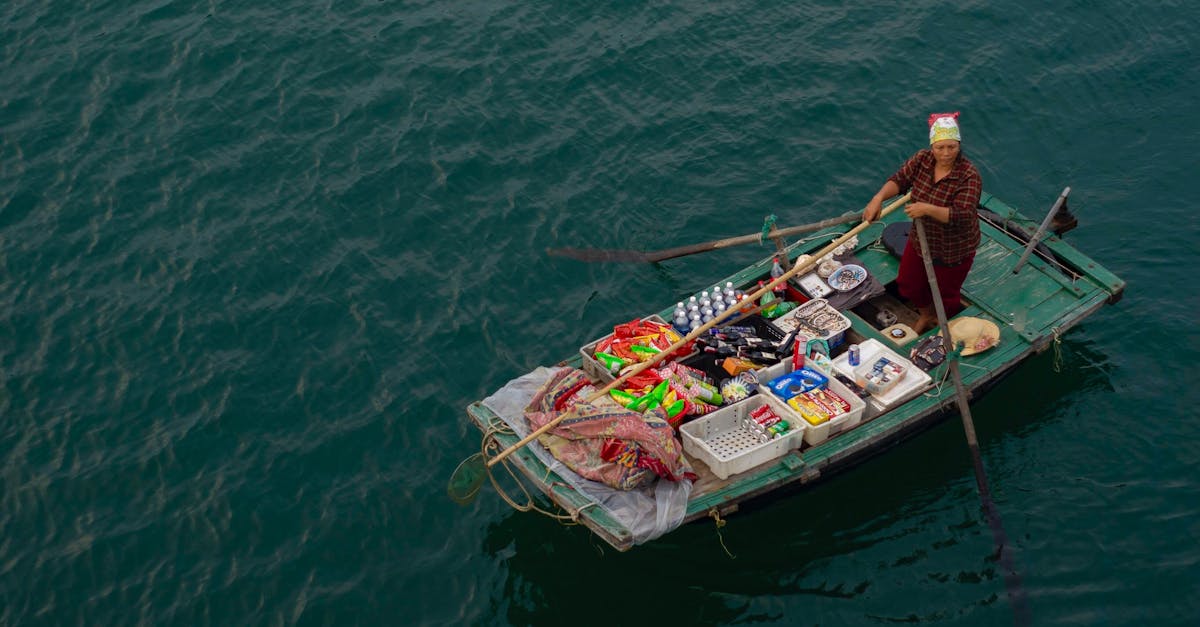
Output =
[{"x1": 848, "y1": 343, "x2": 861, "y2": 366}]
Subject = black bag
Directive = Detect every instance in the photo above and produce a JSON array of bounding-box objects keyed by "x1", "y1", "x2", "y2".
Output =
[
  {"x1": 909, "y1": 334, "x2": 946, "y2": 371},
  {"x1": 881, "y1": 221, "x2": 911, "y2": 259}
]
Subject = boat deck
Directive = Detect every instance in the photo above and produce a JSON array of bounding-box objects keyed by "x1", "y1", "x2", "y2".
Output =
[{"x1": 465, "y1": 193, "x2": 1124, "y2": 551}]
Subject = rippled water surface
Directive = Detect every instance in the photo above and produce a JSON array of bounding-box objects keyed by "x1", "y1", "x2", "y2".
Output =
[{"x1": 2, "y1": 1, "x2": 1198, "y2": 625}]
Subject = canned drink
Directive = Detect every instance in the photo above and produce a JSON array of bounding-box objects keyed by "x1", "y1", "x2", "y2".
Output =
[
  {"x1": 848, "y1": 344, "x2": 861, "y2": 366},
  {"x1": 755, "y1": 413, "x2": 781, "y2": 428}
]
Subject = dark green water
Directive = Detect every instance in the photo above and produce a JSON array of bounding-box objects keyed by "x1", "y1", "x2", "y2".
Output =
[{"x1": 3, "y1": 1, "x2": 1198, "y2": 625}]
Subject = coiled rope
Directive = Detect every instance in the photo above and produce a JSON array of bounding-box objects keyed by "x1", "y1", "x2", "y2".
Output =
[{"x1": 480, "y1": 416, "x2": 582, "y2": 523}]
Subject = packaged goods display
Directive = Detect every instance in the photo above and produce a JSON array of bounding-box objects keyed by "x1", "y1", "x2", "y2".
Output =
[
  {"x1": 855, "y1": 355, "x2": 907, "y2": 396},
  {"x1": 580, "y1": 315, "x2": 695, "y2": 383},
  {"x1": 679, "y1": 395, "x2": 808, "y2": 480},
  {"x1": 771, "y1": 298, "x2": 851, "y2": 348},
  {"x1": 831, "y1": 338, "x2": 933, "y2": 412}
]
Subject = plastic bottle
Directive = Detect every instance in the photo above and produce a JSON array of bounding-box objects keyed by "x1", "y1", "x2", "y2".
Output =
[
  {"x1": 771, "y1": 256, "x2": 785, "y2": 281},
  {"x1": 770, "y1": 256, "x2": 787, "y2": 293},
  {"x1": 723, "y1": 281, "x2": 736, "y2": 301},
  {"x1": 673, "y1": 301, "x2": 690, "y2": 332},
  {"x1": 687, "y1": 296, "x2": 699, "y2": 312}
]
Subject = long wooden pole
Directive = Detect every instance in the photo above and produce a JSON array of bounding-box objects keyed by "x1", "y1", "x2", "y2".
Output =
[
  {"x1": 486, "y1": 194, "x2": 909, "y2": 468},
  {"x1": 912, "y1": 218, "x2": 1031, "y2": 625},
  {"x1": 546, "y1": 212, "x2": 861, "y2": 263}
]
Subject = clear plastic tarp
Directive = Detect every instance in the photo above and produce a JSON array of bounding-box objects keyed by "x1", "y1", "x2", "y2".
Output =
[{"x1": 481, "y1": 366, "x2": 692, "y2": 545}]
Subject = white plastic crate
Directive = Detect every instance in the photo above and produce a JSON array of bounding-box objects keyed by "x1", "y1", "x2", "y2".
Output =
[
  {"x1": 759, "y1": 360, "x2": 867, "y2": 446},
  {"x1": 679, "y1": 394, "x2": 806, "y2": 480},
  {"x1": 832, "y1": 338, "x2": 932, "y2": 413}
]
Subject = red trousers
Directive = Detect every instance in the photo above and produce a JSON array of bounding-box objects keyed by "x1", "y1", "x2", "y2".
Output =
[{"x1": 895, "y1": 236, "x2": 974, "y2": 317}]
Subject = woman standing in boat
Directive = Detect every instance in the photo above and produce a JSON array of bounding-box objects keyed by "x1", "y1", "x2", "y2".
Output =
[{"x1": 862, "y1": 112, "x2": 982, "y2": 334}]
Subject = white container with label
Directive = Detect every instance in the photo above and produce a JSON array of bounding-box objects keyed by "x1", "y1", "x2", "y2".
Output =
[
  {"x1": 831, "y1": 338, "x2": 932, "y2": 412},
  {"x1": 758, "y1": 361, "x2": 867, "y2": 446}
]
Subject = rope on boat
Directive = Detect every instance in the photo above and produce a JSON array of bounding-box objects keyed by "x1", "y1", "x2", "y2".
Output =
[
  {"x1": 867, "y1": 234, "x2": 890, "y2": 254},
  {"x1": 760, "y1": 214, "x2": 778, "y2": 245},
  {"x1": 1051, "y1": 326, "x2": 1065, "y2": 373},
  {"x1": 480, "y1": 417, "x2": 578, "y2": 523},
  {"x1": 708, "y1": 509, "x2": 736, "y2": 559},
  {"x1": 923, "y1": 345, "x2": 984, "y2": 399}
]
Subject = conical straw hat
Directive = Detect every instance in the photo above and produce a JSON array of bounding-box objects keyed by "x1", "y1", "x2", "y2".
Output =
[{"x1": 939, "y1": 317, "x2": 1000, "y2": 356}]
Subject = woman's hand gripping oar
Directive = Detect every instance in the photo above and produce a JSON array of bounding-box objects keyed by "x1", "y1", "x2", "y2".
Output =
[
  {"x1": 911, "y1": 217, "x2": 1031, "y2": 626},
  {"x1": 448, "y1": 195, "x2": 909, "y2": 503}
]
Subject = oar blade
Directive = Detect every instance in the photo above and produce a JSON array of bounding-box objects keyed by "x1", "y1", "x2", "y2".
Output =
[{"x1": 545, "y1": 247, "x2": 652, "y2": 263}]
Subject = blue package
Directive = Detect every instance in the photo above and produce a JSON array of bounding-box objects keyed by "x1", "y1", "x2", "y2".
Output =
[{"x1": 766, "y1": 367, "x2": 828, "y2": 400}]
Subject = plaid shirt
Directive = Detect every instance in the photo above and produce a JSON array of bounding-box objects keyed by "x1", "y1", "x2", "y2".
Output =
[{"x1": 889, "y1": 149, "x2": 982, "y2": 265}]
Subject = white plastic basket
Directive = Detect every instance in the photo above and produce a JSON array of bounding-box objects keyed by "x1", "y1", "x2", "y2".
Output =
[
  {"x1": 679, "y1": 394, "x2": 806, "y2": 480},
  {"x1": 759, "y1": 360, "x2": 867, "y2": 446}
]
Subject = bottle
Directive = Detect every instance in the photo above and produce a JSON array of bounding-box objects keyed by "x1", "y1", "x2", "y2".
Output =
[
  {"x1": 688, "y1": 296, "x2": 699, "y2": 312},
  {"x1": 700, "y1": 296, "x2": 712, "y2": 310},
  {"x1": 673, "y1": 312, "x2": 689, "y2": 333},
  {"x1": 723, "y1": 281, "x2": 736, "y2": 301},
  {"x1": 673, "y1": 302, "x2": 688, "y2": 330},
  {"x1": 771, "y1": 256, "x2": 785, "y2": 280},
  {"x1": 770, "y1": 256, "x2": 786, "y2": 293}
]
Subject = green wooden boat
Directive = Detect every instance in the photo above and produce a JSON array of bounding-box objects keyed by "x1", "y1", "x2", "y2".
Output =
[{"x1": 463, "y1": 192, "x2": 1125, "y2": 552}]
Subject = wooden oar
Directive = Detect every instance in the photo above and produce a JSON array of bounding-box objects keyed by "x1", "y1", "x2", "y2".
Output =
[
  {"x1": 490, "y1": 201, "x2": 899, "y2": 467},
  {"x1": 912, "y1": 218, "x2": 1031, "y2": 625},
  {"x1": 547, "y1": 212, "x2": 861, "y2": 263}
]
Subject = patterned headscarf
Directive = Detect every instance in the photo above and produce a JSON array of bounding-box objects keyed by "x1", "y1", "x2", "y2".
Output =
[{"x1": 928, "y1": 112, "x2": 961, "y2": 144}]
